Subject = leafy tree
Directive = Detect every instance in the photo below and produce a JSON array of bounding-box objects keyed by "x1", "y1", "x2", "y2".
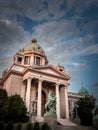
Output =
[
  {"x1": 0, "y1": 89, "x2": 7, "y2": 102},
  {"x1": 76, "y1": 96, "x2": 96, "y2": 126},
  {"x1": 33, "y1": 122, "x2": 40, "y2": 130},
  {"x1": 0, "y1": 120, "x2": 4, "y2": 130},
  {"x1": 8, "y1": 94, "x2": 28, "y2": 122},
  {"x1": 6, "y1": 121, "x2": 14, "y2": 130},
  {"x1": 17, "y1": 122, "x2": 22, "y2": 130},
  {"x1": 0, "y1": 89, "x2": 9, "y2": 121},
  {"x1": 0, "y1": 89, "x2": 28, "y2": 123},
  {"x1": 41, "y1": 123, "x2": 50, "y2": 130},
  {"x1": 26, "y1": 122, "x2": 33, "y2": 130}
]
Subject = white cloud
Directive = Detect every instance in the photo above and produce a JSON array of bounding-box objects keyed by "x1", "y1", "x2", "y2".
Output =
[
  {"x1": 0, "y1": 18, "x2": 30, "y2": 76},
  {"x1": 76, "y1": 44, "x2": 98, "y2": 56}
]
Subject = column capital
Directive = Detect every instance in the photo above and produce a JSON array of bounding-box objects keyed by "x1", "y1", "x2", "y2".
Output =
[
  {"x1": 64, "y1": 83, "x2": 69, "y2": 88},
  {"x1": 39, "y1": 78, "x2": 43, "y2": 82},
  {"x1": 27, "y1": 77, "x2": 32, "y2": 81},
  {"x1": 56, "y1": 82, "x2": 60, "y2": 86}
]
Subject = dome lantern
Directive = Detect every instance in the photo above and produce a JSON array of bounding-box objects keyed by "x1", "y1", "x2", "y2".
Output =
[{"x1": 31, "y1": 38, "x2": 37, "y2": 43}]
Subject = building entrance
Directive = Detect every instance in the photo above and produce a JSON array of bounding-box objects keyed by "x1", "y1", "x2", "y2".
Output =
[{"x1": 41, "y1": 90, "x2": 46, "y2": 116}]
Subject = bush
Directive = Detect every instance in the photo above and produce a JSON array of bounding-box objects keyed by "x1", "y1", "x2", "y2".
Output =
[
  {"x1": 17, "y1": 122, "x2": 22, "y2": 130},
  {"x1": 26, "y1": 122, "x2": 33, "y2": 130},
  {"x1": 0, "y1": 120, "x2": 4, "y2": 130},
  {"x1": 41, "y1": 123, "x2": 49, "y2": 130},
  {"x1": 6, "y1": 121, "x2": 14, "y2": 130},
  {"x1": 33, "y1": 122, "x2": 40, "y2": 130},
  {"x1": 77, "y1": 96, "x2": 96, "y2": 126},
  {"x1": 8, "y1": 94, "x2": 28, "y2": 123}
]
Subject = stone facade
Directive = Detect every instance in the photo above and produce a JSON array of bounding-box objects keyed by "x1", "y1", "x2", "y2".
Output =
[{"x1": 0, "y1": 39, "x2": 82, "y2": 121}]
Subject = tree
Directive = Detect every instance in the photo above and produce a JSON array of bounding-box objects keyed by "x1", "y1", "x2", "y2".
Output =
[
  {"x1": 76, "y1": 95, "x2": 96, "y2": 126},
  {"x1": 0, "y1": 89, "x2": 9, "y2": 121},
  {"x1": 8, "y1": 94, "x2": 28, "y2": 122},
  {"x1": 0, "y1": 89, "x2": 28, "y2": 122}
]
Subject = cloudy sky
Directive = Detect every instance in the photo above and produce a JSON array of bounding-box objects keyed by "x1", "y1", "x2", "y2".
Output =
[{"x1": 0, "y1": 0, "x2": 98, "y2": 102}]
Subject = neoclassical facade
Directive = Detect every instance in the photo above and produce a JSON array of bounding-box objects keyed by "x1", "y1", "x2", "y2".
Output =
[{"x1": 0, "y1": 39, "x2": 85, "y2": 121}]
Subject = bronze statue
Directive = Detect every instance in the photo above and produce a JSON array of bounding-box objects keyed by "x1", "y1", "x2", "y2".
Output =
[{"x1": 45, "y1": 91, "x2": 56, "y2": 115}]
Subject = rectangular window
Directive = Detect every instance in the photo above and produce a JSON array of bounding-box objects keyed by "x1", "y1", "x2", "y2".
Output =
[
  {"x1": 17, "y1": 57, "x2": 22, "y2": 64},
  {"x1": 24, "y1": 56, "x2": 30, "y2": 64},
  {"x1": 36, "y1": 57, "x2": 40, "y2": 65}
]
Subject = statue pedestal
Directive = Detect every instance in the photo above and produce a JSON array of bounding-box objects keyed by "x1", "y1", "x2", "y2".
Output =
[
  {"x1": 30, "y1": 112, "x2": 36, "y2": 123},
  {"x1": 44, "y1": 113, "x2": 57, "y2": 130}
]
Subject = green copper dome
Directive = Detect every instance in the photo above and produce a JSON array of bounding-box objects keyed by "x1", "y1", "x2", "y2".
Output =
[
  {"x1": 23, "y1": 38, "x2": 44, "y2": 54},
  {"x1": 78, "y1": 86, "x2": 89, "y2": 96}
]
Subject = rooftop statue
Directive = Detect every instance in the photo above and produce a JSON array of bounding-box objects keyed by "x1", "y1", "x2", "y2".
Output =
[{"x1": 44, "y1": 91, "x2": 56, "y2": 116}]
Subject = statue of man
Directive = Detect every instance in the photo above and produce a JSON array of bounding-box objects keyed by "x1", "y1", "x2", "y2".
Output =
[{"x1": 45, "y1": 91, "x2": 56, "y2": 115}]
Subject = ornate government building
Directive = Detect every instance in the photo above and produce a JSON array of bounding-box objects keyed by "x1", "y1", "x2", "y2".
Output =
[{"x1": 0, "y1": 39, "x2": 89, "y2": 121}]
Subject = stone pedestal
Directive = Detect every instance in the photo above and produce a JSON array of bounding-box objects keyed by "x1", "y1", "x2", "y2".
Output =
[
  {"x1": 44, "y1": 113, "x2": 57, "y2": 130},
  {"x1": 30, "y1": 112, "x2": 36, "y2": 123}
]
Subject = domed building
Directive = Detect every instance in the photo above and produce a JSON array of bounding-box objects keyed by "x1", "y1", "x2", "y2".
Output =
[
  {"x1": 0, "y1": 39, "x2": 72, "y2": 121},
  {"x1": 78, "y1": 86, "x2": 89, "y2": 96}
]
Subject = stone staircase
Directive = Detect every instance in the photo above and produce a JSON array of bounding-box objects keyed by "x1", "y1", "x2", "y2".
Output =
[
  {"x1": 57, "y1": 125, "x2": 96, "y2": 130},
  {"x1": 57, "y1": 119, "x2": 96, "y2": 130},
  {"x1": 57, "y1": 118, "x2": 77, "y2": 126}
]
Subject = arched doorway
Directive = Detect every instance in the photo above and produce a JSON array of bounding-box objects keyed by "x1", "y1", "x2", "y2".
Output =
[{"x1": 41, "y1": 90, "x2": 46, "y2": 116}]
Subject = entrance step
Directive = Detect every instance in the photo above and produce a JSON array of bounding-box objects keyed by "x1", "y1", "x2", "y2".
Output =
[
  {"x1": 57, "y1": 125, "x2": 96, "y2": 130},
  {"x1": 57, "y1": 118, "x2": 77, "y2": 126}
]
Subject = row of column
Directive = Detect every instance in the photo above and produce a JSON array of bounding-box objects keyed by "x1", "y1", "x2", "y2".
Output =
[{"x1": 24, "y1": 77, "x2": 69, "y2": 119}]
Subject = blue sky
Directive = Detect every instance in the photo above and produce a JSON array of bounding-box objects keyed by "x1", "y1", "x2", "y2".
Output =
[{"x1": 0, "y1": 0, "x2": 98, "y2": 102}]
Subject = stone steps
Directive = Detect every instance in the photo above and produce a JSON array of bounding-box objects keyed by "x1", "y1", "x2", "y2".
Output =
[
  {"x1": 57, "y1": 119, "x2": 77, "y2": 126},
  {"x1": 57, "y1": 119, "x2": 96, "y2": 130},
  {"x1": 57, "y1": 125, "x2": 96, "y2": 130}
]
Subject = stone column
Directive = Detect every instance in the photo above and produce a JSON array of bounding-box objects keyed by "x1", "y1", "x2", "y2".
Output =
[
  {"x1": 25, "y1": 77, "x2": 32, "y2": 112},
  {"x1": 37, "y1": 79, "x2": 42, "y2": 117},
  {"x1": 56, "y1": 83, "x2": 60, "y2": 118},
  {"x1": 21, "y1": 82, "x2": 25, "y2": 100},
  {"x1": 65, "y1": 85, "x2": 69, "y2": 119}
]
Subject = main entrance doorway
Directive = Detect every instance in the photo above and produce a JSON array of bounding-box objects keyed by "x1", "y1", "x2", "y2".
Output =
[{"x1": 41, "y1": 90, "x2": 46, "y2": 116}]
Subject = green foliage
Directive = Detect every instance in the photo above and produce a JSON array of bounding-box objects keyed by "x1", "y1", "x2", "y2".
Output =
[
  {"x1": 76, "y1": 96, "x2": 96, "y2": 125},
  {"x1": 0, "y1": 89, "x2": 28, "y2": 123},
  {"x1": 8, "y1": 94, "x2": 28, "y2": 122},
  {"x1": 41, "y1": 123, "x2": 49, "y2": 130},
  {"x1": 6, "y1": 121, "x2": 14, "y2": 130},
  {"x1": 0, "y1": 89, "x2": 9, "y2": 121},
  {"x1": 33, "y1": 122, "x2": 40, "y2": 130},
  {"x1": 17, "y1": 122, "x2": 22, "y2": 130},
  {"x1": 0, "y1": 89, "x2": 7, "y2": 102},
  {"x1": 26, "y1": 122, "x2": 33, "y2": 130},
  {"x1": 0, "y1": 120, "x2": 4, "y2": 130}
]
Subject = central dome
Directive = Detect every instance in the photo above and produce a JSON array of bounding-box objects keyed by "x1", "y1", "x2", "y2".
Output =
[{"x1": 23, "y1": 38, "x2": 44, "y2": 54}]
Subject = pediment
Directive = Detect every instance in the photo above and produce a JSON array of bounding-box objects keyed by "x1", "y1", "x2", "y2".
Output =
[{"x1": 32, "y1": 66, "x2": 70, "y2": 79}]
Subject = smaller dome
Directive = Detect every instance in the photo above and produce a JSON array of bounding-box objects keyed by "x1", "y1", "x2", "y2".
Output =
[
  {"x1": 78, "y1": 86, "x2": 89, "y2": 96},
  {"x1": 17, "y1": 49, "x2": 24, "y2": 55}
]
